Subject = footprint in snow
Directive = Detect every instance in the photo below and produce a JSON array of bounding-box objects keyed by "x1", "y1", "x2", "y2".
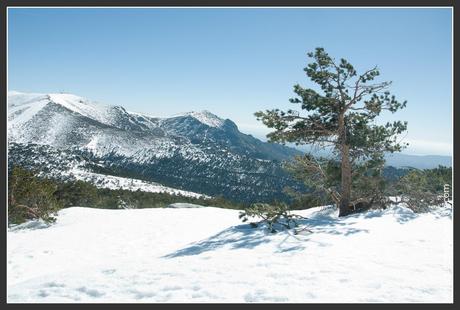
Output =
[
  {"x1": 45, "y1": 282, "x2": 66, "y2": 288},
  {"x1": 101, "y1": 269, "x2": 116, "y2": 274},
  {"x1": 77, "y1": 286, "x2": 105, "y2": 298}
]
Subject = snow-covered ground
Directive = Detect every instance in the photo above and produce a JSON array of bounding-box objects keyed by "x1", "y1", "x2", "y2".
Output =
[
  {"x1": 7, "y1": 205, "x2": 453, "y2": 303},
  {"x1": 68, "y1": 167, "x2": 209, "y2": 199}
]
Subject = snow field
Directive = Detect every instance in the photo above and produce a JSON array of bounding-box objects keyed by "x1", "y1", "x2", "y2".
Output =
[
  {"x1": 7, "y1": 205, "x2": 453, "y2": 303},
  {"x1": 69, "y1": 168, "x2": 208, "y2": 199}
]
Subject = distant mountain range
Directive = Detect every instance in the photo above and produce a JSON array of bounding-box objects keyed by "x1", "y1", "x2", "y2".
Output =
[
  {"x1": 384, "y1": 153, "x2": 451, "y2": 169},
  {"x1": 293, "y1": 145, "x2": 451, "y2": 169},
  {"x1": 7, "y1": 91, "x2": 451, "y2": 203}
]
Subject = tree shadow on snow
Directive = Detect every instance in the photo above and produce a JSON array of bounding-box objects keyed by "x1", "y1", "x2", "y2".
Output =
[
  {"x1": 163, "y1": 215, "x2": 369, "y2": 258},
  {"x1": 359, "y1": 205, "x2": 452, "y2": 224},
  {"x1": 163, "y1": 224, "x2": 272, "y2": 258},
  {"x1": 303, "y1": 214, "x2": 370, "y2": 236},
  {"x1": 8, "y1": 219, "x2": 52, "y2": 231},
  {"x1": 361, "y1": 207, "x2": 418, "y2": 224},
  {"x1": 164, "y1": 206, "x2": 452, "y2": 258}
]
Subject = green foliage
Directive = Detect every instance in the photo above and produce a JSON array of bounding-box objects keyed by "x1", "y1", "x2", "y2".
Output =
[
  {"x1": 282, "y1": 155, "x2": 338, "y2": 211},
  {"x1": 255, "y1": 47, "x2": 408, "y2": 154},
  {"x1": 382, "y1": 166, "x2": 411, "y2": 183},
  {"x1": 8, "y1": 167, "x2": 62, "y2": 225},
  {"x1": 284, "y1": 153, "x2": 389, "y2": 210},
  {"x1": 54, "y1": 180, "x2": 98, "y2": 208},
  {"x1": 422, "y1": 165, "x2": 452, "y2": 192},
  {"x1": 255, "y1": 47, "x2": 408, "y2": 214},
  {"x1": 9, "y1": 166, "x2": 246, "y2": 216},
  {"x1": 53, "y1": 183, "x2": 246, "y2": 210},
  {"x1": 284, "y1": 154, "x2": 341, "y2": 206},
  {"x1": 239, "y1": 202, "x2": 306, "y2": 233},
  {"x1": 350, "y1": 155, "x2": 388, "y2": 207},
  {"x1": 394, "y1": 166, "x2": 452, "y2": 212},
  {"x1": 283, "y1": 186, "x2": 327, "y2": 210},
  {"x1": 207, "y1": 195, "x2": 247, "y2": 210}
]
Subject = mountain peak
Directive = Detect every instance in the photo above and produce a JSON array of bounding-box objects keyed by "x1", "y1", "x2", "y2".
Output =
[
  {"x1": 47, "y1": 93, "x2": 109, "y2": 116},
  {"x1": 178, "y1": 110, "x2": 225, "y2": 128},
  {"x1": 8, "y1": 91, "x2": 125, "y2": 132}
]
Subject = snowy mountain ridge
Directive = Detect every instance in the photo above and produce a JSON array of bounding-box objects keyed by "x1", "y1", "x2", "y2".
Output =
[
  {"x1": 9, "y1": 92, "x2": 119, "y2": 130},
  {"x1": 7, "y1": 91, "x2": 303, "y2": 203},
  {"x1": 171, "y1": 110, "x2": 225, "y2": 128},
  {"x1": 8, "y1": 91, "x2": 225, "y2": 133}
]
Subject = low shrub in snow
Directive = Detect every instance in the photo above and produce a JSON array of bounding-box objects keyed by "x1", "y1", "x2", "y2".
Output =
[
  {"x1": 394, "y1": 167, "x2": 451, "y2": 213},
  {"x1": 8, "y1": 167, "x2": 62, "y2": 225},
  {"x1": 239, "y1": 202, "x2": 307, "y2": 233}
]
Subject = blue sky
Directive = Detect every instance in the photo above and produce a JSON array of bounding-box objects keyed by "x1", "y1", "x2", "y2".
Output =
[{"x1": 8, "y1": 8, "x2": 452, "y2": 155}]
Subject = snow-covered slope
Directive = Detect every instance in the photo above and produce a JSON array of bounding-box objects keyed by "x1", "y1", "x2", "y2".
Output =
[
  {"x1": 7, "y1": 91, "x2": 300, "y2": 160},
  {"x1": 8, "y1": 91, "x2": 171, "y2": 156},
  {"x1": 8, "y1": 91, "x2": 155, "y2": 132},
  {"x1": 69, "y1": 167, "x2": 208, "y2": 198},
  {"x1": 171, "y1": 110, "x2": 225, "y2": 128},
  {"x1": 7, "y1": 205, "x2": 452, "y2": 303},
  {"x1": 8, "y1": 91, "x2": 302, "y2": 203}
]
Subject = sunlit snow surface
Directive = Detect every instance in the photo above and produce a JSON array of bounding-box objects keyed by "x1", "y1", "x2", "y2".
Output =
[
  {"x1": 172, "y1": 110, "x2": 225, "y2": 128},
  {"x1": 7, "y1": 91, "x2": 239, "y2": 162},
  {"x1": 7, "y1": 205, "x2": 452, "y2": 303},
  {"x1": 68, "y1": 167, "x2": 208, "y2": 199}
]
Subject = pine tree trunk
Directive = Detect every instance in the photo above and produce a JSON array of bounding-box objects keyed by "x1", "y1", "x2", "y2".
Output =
[
  {"x1": 338, "y1": 112, "x2": 352, "y2": 217},
  {"x1": 339, "y1": 144, "x2": 352, "y2": 216}
]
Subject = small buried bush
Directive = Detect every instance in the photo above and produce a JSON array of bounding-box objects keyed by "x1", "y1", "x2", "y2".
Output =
[{"x1": 239, "y1": 202, "x2": 307, "y2": 233}]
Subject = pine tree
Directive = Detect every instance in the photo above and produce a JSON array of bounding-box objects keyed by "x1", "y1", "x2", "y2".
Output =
[{"x1": 255, "y1": 48, "x2": 408, "y2": 216}]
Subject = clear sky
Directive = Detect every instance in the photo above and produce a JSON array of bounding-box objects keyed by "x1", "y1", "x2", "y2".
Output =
[{"x1": 8, "y1": 7, "x2": 452, "y2": 156}]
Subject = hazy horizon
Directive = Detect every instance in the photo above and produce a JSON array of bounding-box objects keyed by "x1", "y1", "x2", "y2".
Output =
[{"x1": 8, "y1": 8, "x2": 453, "y2": 156}]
